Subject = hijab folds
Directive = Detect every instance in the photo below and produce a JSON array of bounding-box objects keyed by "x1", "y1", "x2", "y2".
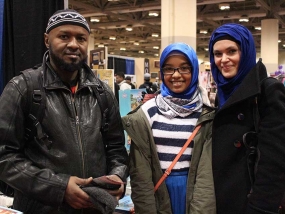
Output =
[
  {"x1": 157, "y1": 42, "x2": 202, "y2": 117},
  {"x1": 208, "y1": 23, "x2": 256, "y2": 107}
]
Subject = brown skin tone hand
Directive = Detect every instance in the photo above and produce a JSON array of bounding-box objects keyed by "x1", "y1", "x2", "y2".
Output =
[
  {"x1": 64, "y1": 176, "x2": 93, "y2": 209},
  {"x1": 105, "y1": 175, "x2": 125, "y2": 201}
]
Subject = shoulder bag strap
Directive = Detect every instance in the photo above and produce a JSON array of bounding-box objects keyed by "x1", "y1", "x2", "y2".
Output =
[{"x1": 154, "y1": 124, "x2": 202, "y2": 192}]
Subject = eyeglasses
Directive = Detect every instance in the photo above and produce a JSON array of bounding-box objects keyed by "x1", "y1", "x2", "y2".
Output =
[{"x1": 161, "y1": 66, "x2": 191, "y2": 75}]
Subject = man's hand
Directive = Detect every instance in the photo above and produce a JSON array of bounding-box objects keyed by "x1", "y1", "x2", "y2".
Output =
[
  {"x1": 105, "y1": 175, "x2": 125, "y2": 201},
  {"x1": 64, "y1": 176, "x2": 93, "y2": 209}
]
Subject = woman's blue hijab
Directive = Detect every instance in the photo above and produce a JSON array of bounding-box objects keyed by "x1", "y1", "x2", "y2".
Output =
[
  {"x1": 208, "y1": 23, "x2": 256, "y2": 107},
  {"x1": 159, "y1": 42, "x2": 199, "y2": 99}
]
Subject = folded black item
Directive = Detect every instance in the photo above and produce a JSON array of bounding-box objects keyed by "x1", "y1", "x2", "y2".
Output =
[
  {"x1": 91, "y1": 176, "x2": 124, "y2": 190},
  {"x1": 82, "y1": 186, "x2": 118, "y2": 214}
]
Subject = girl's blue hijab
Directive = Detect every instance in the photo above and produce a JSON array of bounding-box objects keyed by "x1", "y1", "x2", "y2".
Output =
[
  {"x1": 208, "y1": 23, "x2": 256, "y2": 107},
  {"x1": 159, "y1": 42, "x2": 199, "y2": 99}
]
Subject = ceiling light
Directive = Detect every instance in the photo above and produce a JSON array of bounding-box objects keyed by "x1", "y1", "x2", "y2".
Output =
[
  {"x1": 134, "y1": 42, "x2": 140, "y2": 46},
  {"x1": 204, "y1": 48, "x2": 209, "y2": 51},
  {"x1": 278, "y1": 40, "x2": 281, "y2": 43},
  {"x1": 255, "y1": 26, "x2": 262, "y2": 30},
  {"x1": 138, "y1": 51, "x2": 144, "y2": 53},
  {"x1": 199, "y1": 29, "x2": 208, "y2": 34},
  {"x1": 120, "y1": 47, "x2": 126, "y2": 51},
  {"x1": 154, "y1": 53, "x2": 159, "y2": 57},
  {"x1": 239, "y1": 15, "x2": 249, "y2": 22},
  {"x1": 153, "y1": 46, "x2": 159, "y2": 49},
  {"x1": 109, "y1": 36, "x2": 116, "y2": 40},
  {"x1": 152, "y1": 33, "x2": 159, "y2": 37},
  {"x1": 126, "y1": 26, "x2": 133, "y2": 31},
  {"x1": 219, "y1": 3, "x2": 230, "y2": 10},
  {"x1": 90, "y1": 17, "x2": 100, "y2": 22},
  {"x1": 110, "y1": 52, "x2": 115, "y2": 54},
  {"x1": 108, "y1": 0, "x2": 119, "y2": 1},
  {"x1": 283, "y1": 44, "x2": 285, "y2": 47},
  {"x1": 98, "y1": 44, "x2": 104, "y2": 47},
  {"x1": 149, "y1": 11, "x2": 159, "y2": 17}
]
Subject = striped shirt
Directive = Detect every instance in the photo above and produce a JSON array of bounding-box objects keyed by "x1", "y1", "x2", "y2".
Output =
[{"x1": 142, "y1": 98, "x2": 201, "y2": 171}]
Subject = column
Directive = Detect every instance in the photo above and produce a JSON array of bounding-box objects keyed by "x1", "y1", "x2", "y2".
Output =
[
  {"x1": 261, "y1": 19, "x2": 279, "y2": 74},
  {"x1": 161, "y1": 0, "x2": 197, "y2": 51},
  {"x1": 64, "y1": 0, "x2": 68, "y2": 9},
  {"x1": 87, "y1": 34, "x2": 95, "y2": 66}
]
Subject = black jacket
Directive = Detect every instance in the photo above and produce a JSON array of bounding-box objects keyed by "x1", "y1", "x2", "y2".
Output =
[
  {"x1": 0, "y1": 52, "x2": 128, "y2": 214},
  {"x1": 212, "y1": 61, "x2": 285, "y2": 214},
  {"x1": 139, "y1": 81, "x2": 158, "y2": 93}
]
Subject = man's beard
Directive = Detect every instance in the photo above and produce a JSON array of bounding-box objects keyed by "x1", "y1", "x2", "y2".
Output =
[{"x1": 49, "y1": 47, "x2": 86, "y2": 73}]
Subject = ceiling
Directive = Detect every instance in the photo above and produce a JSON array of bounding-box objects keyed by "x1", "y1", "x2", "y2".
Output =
[{"x1": 68, "y1": 0, "x2": 285, "y2": 59}]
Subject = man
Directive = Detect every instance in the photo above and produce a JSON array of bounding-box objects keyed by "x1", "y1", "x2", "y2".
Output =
[
  {"x1": 0, "y1": 9, "x2": 128, "y2": 213},
  {"x1": 115, "y1": 72, "x2": 131, "y2": 90},
  {"x1": 139, "y1": 73, "x2": 158, "y2": 93},
  {"x1": 125, "y1": 76, "x2": 135, "y2": 89}
]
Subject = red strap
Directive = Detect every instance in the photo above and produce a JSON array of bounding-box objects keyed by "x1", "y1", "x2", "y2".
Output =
[{"x1": 154, "y1": 124, "x2": 202, "y2": 192}]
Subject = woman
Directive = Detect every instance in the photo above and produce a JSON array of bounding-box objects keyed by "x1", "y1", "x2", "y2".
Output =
[
  {"x1": 209, "y1": 23, "x2": 285, "y2": 213},
  {"x1": 122, "y1": 42, "x2": 215, "y2": 214}
]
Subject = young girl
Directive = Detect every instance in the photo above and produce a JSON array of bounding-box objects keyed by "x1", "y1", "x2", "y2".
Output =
[{"x1": 122, "y1": 42, "x2": 215, "y2": 214}]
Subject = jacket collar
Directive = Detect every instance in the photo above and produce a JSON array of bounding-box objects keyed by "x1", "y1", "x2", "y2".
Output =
[
  {"x1": 219, "y1": 60, "x2": 268, "y2": 110},
  {"x1": 197, "y1": 105, "x2": 215, "y2": 125}
]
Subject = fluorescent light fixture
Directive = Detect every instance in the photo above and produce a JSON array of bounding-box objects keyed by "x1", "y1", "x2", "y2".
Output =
[
  {"x1": 204, "y1": 48, "x2": 209, "y2": 51},
  {"x1": 152, "y1": 33, "x2": 159, "y2": 37},
  {"x1": 109, "y1": 36, "x2": 116, "y2": 40},
  {"x1": 239, "y1": 15, "x2": 249, "y2": 22},
  {"x1": 139, "y1": 50, "x2": 144, "y2": 53},
  {"x1": 153, "y1": 46, "x2": 159, "y2": 49},
  {"x1": 283, "y1": 44, "x2": 285, "y2": 47},
  {"x1": 255, "y1": 26, "x2": 261, "y2": 30},
  {"x1": 278, "y1": 40, "x2": 281, "y2": 43},
  {"x1": 120, "y1": 47, "x2": 126, "y2": 51},
  {"x1": 149, "y1": 11, "x2": 159, "y2": 16},
  {"x1": 126, "y1": 26, "x2": 133, "y2": 31},
  {"x1": 90, "y1": 17, "x2": 100, "y2": 22},
  {"x1": 154, "y1": 53, "x2": 159, "y2": 57},
  {"x1": 98, "y1": 44, "x2": 104, "y2": 47},
  {"x1": 199, "y1": 29, "x2": 208, "y2": 34},
  {"x1": 219, "y1": 3, "x2": 230, "y2": 10},
  {"x1": 134, "y1": 42, "x2": 140, "y2": 46},
  {"x1": 239, "y1": 18, "x2": 249, "y2": 22}
]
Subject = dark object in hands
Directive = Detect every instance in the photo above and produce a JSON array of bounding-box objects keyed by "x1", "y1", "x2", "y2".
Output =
[
  {"x1": 91, "y1": 176, "x2": 124, "y2": 190},
  {"x1": 82, "y1": 186, "x2": 118, "y2": 214}
]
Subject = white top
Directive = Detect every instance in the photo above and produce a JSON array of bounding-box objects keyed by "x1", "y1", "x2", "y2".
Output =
[{"x1": 119, "y1": 81, "x2": 131, "y2": 90}]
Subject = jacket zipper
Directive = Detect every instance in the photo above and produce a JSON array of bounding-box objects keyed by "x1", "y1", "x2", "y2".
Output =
[{"x1": 71, "y1": 93, "x2": 85, "y2": 178}]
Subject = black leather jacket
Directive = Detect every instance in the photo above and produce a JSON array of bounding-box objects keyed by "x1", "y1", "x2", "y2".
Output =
[{"x1": 0, "y1": 53, "x2": 128, "y2": 213}]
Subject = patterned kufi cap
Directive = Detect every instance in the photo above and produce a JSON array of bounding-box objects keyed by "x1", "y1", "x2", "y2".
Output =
[{"x1": 46, "y1": 9, "x2": 90, "y2": 33}]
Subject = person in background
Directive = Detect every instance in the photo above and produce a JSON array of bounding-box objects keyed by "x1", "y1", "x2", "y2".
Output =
[
  {"x1": 125, "y1": 76, "x2": 136, "y2": 89},
  {"x1": 139, "y1": 73, "x2": 158, "y2": 93},
  {"x1": 209, "y1": 23, "x2": 285, "y2": 214},
  {"x1": 154, "y1": 76, "x2": 160, "y2": 88},
  {"x1": 114, "y1": 81, "x2": 120, "y2": 102},
  {"x1": 116, "y1": 72, "x2": 131, "y2": 90},
  {"x1": 122, "y1": 42, "x2": 215, "y2": 214},
  {"x1": 0, "y1": 9, "x2": 128, "y2": 214}
]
